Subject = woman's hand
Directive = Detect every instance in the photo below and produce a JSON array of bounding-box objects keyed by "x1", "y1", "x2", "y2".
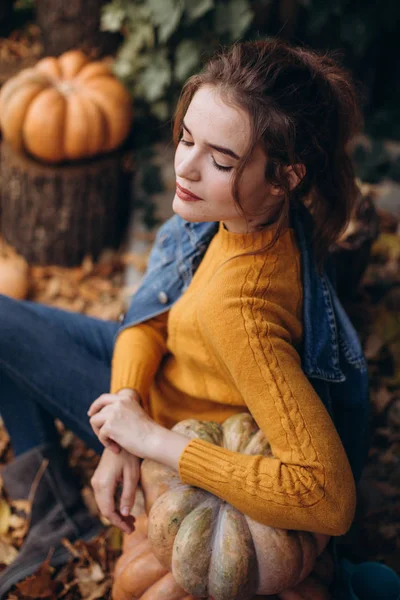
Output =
[
  {"x1": 88, "y1": 389, "x2": 158, "y2": 459},
  {"x1": 88, "y1": 387, "x2": 193, "y2": 470},
  {"x1": 91, "y1": 447, "x2": 139, "y2": 534}
]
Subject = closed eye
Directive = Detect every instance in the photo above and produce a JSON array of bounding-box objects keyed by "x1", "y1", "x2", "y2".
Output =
[
  {"x1": 212, "y1": 158, "x2": 232, "y2": 172},
  {"x1": 179, "y1": 137, "x2": 193, "y2": 147},
  {"x1": 179, "y1": 136, "x2": 233, "y2": 172}
]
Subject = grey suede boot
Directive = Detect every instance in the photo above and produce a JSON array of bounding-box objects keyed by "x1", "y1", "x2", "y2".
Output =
[{"x1": 0, "y1": 443, "x2": 104, "y2": 598}]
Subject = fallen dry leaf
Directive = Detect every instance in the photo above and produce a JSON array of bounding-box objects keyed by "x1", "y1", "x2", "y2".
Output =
[
  {"x1": 0, "y1": 538, "x2": 18, "y2": 565},
  {"x1": 14, "y1": 558, "x2": 59, "y2": 598},
  {"x1": 0, "y1": 499, "x2": 11, "y2": 535}
]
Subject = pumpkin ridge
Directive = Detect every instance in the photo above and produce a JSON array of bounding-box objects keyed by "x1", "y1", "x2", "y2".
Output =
[
  {"x1": 208, "y1": 503, "x2": 258, "y2": 600},
  {"x1": 79, "y1": 94, "x2": 108, "y2": 157},
  {"x1": 171, "y1": 497, "x2": 220, "y2": 598},
  {"x1": 81, "y1": 89, "x2": 112, "y2": 154},
  {"x1": 58, "y1": 50, "x2": 89, "y2": 80},
  {"x1": 139, "y1": 572, "x2": 188, "y2": 600},
  {"x1": 114, "y1": 538, "x2": 152, "y2": 579},
  {"x1": 148, "y1": 486, "x2": 208, "y2": 570},
  {"x1": 75, "y1": 61, "x2": 112, "y2": 83},
  {"x1": 23, "y1": 88, "x2": 67, "y2": 163},
  {"x1": 82, "y1": 87, "x2": 131, "y2": 151},
  {"x1": 172, "y1": 418, "x2": 223, "y2": 446},
  {"x1": 222, "y1": 413, "x2": 259, "y2": 453},
  {"x1": 64, "y1": 92, "x2": 90, "y2": 160},
  {"x1": 1, "y1": 82, "x2": 47, "y2": 151},
  {"x1": 35, "y1": 56, "x2": 62, "y2": 81},
  {"x1": 0, "y1": 70, "x2": 48, "y2": 113}
]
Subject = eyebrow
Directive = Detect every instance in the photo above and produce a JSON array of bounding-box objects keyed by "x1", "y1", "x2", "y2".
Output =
[{"x1": 182, "y1": 121, "x2": 241, "y2": 160}]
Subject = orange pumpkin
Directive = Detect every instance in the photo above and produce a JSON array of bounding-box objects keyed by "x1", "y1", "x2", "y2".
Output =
[
  {"x1": 115, "y1": 414, "x2": 331, "y2": 600},
  {"x1": 0, "y1": 50, "x2": 133, "y2": 163},
  {"x1": 113, "y1": 513, "x2": 197, "y2": 600}
]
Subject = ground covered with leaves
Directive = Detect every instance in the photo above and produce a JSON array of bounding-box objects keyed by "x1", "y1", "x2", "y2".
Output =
[{"x1": 0, "y1": 187, "x2": 398, "y2": 598}]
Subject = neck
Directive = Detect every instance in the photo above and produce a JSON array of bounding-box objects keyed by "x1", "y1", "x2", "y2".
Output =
[{"x1": 223, "y1": 205, "x2": 289, "y2": 234}]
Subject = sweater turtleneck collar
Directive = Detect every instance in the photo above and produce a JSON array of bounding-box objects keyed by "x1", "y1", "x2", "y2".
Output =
[{"x1": 217, "y1": 221, "x2": 293, "y2": 253}]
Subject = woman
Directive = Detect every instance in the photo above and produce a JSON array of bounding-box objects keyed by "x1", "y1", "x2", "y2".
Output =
[{"x1": 0, "y1": 39, "x2": 369, "y2": 597}]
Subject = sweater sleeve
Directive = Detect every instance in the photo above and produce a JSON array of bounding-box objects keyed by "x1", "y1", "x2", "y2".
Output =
[
  {"x1": 111, "y1": 311, "x2": 169, "y2": 408},
  {"x1": 178, "y1": 273, "x2": 356, "y2": 536}
]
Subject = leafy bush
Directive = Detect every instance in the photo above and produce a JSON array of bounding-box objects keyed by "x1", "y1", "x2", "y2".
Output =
[
  {"x1": 101, "y1": 0, "x2": 255, "y2": 121},
  {"x1": 102, "y1": 0, "x2": 400, "y2": 144},
  {"x1": 101, "y1": 0, "x2": 400, "y2": 184}
]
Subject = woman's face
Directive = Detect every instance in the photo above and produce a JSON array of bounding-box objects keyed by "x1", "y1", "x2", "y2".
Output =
[{"x1": 173, "y1": 85, "x2": 283, "y2": 233}]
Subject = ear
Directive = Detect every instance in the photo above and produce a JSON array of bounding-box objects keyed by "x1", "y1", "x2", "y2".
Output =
[{"x1": 270, "y1": 163, "x2": 306, "y2": 195}]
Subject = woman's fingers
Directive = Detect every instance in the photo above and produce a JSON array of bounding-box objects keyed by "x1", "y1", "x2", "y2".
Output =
[
  {"x1": 89, "y1": 412, "x2": 103, "y2": 438},
  {"x1": 120, "y1": 463, "x2": 138, "y2": 517},
  {"x1": 99, "y1": 427, "x2": 113, "y2": 448},
  {"x1": 92, "y1": 478, "x2": 133, "y2": 535},
  {"x1": 89, "y1": 410, "x2": 121, "y2": 453},
  {"x1": 107, "y1": 439, "x2": 122, "y2": 454},
  {"x1": 87, "y1": 393, "x2": 117, "y2": 417}
]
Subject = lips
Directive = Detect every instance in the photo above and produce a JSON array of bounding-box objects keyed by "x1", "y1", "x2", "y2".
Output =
[{"x1": 176, "y1": 182, "x2": 202, "y2": 201}]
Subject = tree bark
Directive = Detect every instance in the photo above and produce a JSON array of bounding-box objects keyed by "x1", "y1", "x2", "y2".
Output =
[
  {"x1": 35, "y1": 0, "x2": 121, "y2": 58},
  {"x1": 0, "y1": 141, "x2": 133, "y2": 266}
]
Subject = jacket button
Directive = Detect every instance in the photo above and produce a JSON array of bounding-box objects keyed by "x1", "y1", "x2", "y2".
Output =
[{"x1": 157, "y1": 291, "x2": 169, "y2": 304}]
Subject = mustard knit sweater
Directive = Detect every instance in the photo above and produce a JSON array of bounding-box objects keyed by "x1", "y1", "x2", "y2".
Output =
[{"x1": 111, "y1": 222, "x2": 356, "y2": 536}]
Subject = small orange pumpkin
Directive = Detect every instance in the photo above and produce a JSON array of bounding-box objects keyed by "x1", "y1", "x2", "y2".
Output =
[
  {"x1": 0, "y1": 50, "x2": 133, "y2": 163},
  {"x1": 113, "y1": 513, "x2": 196, "y2": 600}
]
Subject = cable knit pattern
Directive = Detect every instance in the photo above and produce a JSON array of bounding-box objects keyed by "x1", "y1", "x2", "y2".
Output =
[{"x1": 111, "y1": 221, "x2": 356, "y2": 535}]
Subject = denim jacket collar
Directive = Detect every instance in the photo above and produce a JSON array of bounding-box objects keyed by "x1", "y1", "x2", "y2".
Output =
[{"x1": 290, "y1": 201, "x2": 346, "y2": 382}]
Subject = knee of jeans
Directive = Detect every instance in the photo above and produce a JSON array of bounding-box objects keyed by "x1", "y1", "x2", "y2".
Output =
[{"x1": 0, "y1": 294, "x2": 24, "y2": 314}]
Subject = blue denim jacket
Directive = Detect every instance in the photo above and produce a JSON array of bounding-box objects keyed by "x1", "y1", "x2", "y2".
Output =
[{"x1": 117, "y1": 201, "x2": 370, "y2": 483}]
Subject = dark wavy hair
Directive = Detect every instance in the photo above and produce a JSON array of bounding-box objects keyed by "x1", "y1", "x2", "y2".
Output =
[{"x1": 173, "y1": 39, "x2": 363, "y2": 272}]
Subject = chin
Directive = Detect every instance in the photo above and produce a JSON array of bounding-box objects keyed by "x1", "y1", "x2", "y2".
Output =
[{"x1": 172, "y1": 195, "x2": 208, "y2": 222}]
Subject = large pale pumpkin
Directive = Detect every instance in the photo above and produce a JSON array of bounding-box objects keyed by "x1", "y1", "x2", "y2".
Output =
[
  {"x1": 139, "y1": 414, "x2": 330, "y2": 600},
  {"x1": 113, "y1": 513, "x2": 332, "y2": 600},
  {"x1": 0, "y1": 50, "x2": 133, "y2": 163}
]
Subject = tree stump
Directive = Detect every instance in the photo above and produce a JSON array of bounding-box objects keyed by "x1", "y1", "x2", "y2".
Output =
[
  {"x1": 0, "y1": 141, "x2": 133, "y2": 266},
  {"x1": 35, "y1": 0, "x2": 121, "y2": 58}
]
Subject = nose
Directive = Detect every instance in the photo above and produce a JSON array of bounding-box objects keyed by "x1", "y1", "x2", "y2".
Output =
[{"x1": 175, "y1": 149, "x2": 201, "y2": 182}]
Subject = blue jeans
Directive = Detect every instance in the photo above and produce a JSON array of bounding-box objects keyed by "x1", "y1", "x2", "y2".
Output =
[{"x1": 0, "y1": 294, "x2": 120, "y2": 456}]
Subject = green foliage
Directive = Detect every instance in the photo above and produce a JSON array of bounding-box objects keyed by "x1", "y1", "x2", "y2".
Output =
[
  {"x1": 13, "y1": 0, "x2": 35, "y2": 11},
  {"x1": 102, "y1": 0, "x2": 400, "y2": 153},
  {"x1": 352, "y1": 140, "x2": 394, "y2": 184},
  {"x1": 305, "y1": 0, "x2": 399, "y2": 56},
  {"x1": 101, "y1": 0, "x2": 254, "y2": 120}
]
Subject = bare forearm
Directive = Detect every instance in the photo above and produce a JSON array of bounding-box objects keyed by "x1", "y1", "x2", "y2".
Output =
[
  {"x1": 116, "y1": 388, "x2": 191, "y2": 470},
  {"x1": 148, "y1": 424, "x2": 192, "y2": 471}
]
